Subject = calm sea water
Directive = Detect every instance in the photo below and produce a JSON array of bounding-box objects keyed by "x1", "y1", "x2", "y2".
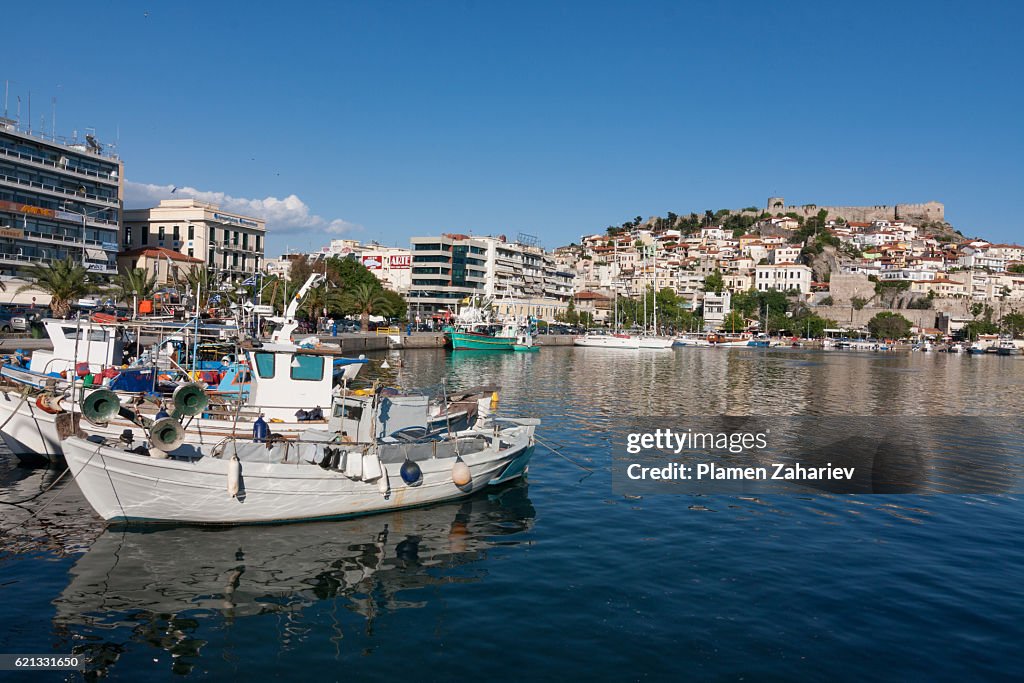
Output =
[{"x1": 2, "y1": 348, "x2": 1023, "y2": 681}]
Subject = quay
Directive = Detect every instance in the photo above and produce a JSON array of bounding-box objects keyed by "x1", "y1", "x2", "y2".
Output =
[{"x1": 0, "y1": 332, "x2": 582, "y2": 354}]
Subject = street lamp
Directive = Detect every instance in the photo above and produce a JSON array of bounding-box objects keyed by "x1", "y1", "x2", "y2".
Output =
[{"x1": 60, "y1": 201, "x2": 108, "y2": 269}]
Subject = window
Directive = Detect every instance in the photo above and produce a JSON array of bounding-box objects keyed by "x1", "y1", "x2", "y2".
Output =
[
  {"x1": 254, "y1": 352, "x2": 275, "y2": 378},
  {"x1": 242, "y1": 233, "x2": 249, "y2": 250},
  {"x1": 290, "y1": 355, "x2": 324, "y2": 381},
  {"x1": 125, "y1": 226, "x2": 132, "y2": 244},
  {"x1": 209, "y1": 227, "x2": 216, "y2": 242},
  {"x1": 173, "y1": 225, "x2": 180, "y2": 241},
  {"x1": 188, "y1": 224, "x2": 194, "y2": 240},
  {"x1": 188, "y1": 248, "x2": 194, "y2": 257},
  {"x1": 158, "y1": 225, "x2": 165, "y2": 240},
  {"x1": 142, "y1": 228, "x2": 149, "y2": 245}
]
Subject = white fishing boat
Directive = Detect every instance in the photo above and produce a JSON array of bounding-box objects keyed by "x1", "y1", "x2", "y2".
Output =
[{"x1": 61, "y1": 417, "x2": 538, "y2": 525}]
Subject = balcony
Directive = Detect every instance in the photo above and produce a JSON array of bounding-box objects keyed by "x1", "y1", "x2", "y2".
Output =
[
  {"x1": 0, "y1": 173, "x2": 119, "y2": 207},
  {"x1": 0, "y1": 146, "x2": 120, "y2": 186}
]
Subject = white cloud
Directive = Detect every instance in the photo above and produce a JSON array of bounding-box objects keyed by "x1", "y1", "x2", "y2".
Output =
[{"x1": 124, "y1": 181, "x2": 359, "y2": 235}]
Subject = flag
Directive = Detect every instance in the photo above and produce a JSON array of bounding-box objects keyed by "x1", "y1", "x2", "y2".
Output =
[
  {"x1": 208, "y1": 294, "x2": 222, "y2": 305},
  {"x1": 242, "y1": 275, "x2": 258, "y2": 286}
]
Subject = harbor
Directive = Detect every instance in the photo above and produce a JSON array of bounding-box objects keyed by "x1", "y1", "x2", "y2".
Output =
[{"x1": 2, "y1": 346, "x2": 1023, "y2": 679}]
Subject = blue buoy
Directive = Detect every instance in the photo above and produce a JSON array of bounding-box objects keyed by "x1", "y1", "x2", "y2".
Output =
[
  {"x1": 400, "y1": 459, "x2": 422, "y2": 485},
  {"x1": 253, "y1": 414, "x2": 269, "y2": 443}
]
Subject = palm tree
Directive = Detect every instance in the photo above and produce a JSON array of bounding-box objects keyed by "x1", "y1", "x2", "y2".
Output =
[
  {"x1": 343, "y1": 283, "x2": 394, "y2": 329},
  {"x1": 16, "y1": 258, "x2": 93, "y2": 318},
  {"x1": 300, "y1": 284, "x2": 345, "y2": 319},
  {"x1": 177, "y1": 265, "x2": 211, "y2": 307},
  {"x1": 112, "y1": 267, "x2": 158, "y2": 305}
]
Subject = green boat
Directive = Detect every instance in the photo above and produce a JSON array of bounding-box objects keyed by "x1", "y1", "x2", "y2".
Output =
[{"x1": 447, "y1": 329, "x2": 517, "y2": 351}]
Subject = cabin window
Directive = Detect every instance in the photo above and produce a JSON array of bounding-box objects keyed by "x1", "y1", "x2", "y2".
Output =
[
  {"x1": 290, "y1": 355, "x2": 323, "y2": 381},
  {"x1": 254, "y1": 352, "x2": 275, "y2": 378},
  {"x1": 62, "y1": 327, "x2": 107, "y2": 342},
  {"x1": 334, "y1": 403, "x2": 363, "y2": 421}
]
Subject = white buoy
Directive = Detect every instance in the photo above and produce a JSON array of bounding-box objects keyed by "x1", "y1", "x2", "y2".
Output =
[
  {"x1": 381, "y1": 360, "x2": 391, "y2": 369},
  {"x1": 345, "y1": 449, "x2": 363, "y2": 479},
  {"x1": 362, "y1": 452, "x2": 383, "y2": 481},
  {"x1": 377, "y1": 469, "x2": 390, "y2": 496},
  {"x1": 452, "y1": 458, "x2": 471, "y2": 486},
  {"x1": 227, "y1": 455, "x2": 240, "y2": 498}
]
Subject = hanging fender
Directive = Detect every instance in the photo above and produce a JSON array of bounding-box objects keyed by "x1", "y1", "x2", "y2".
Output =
[
  {"x1": 227, "y1": 455, "x2": 240, "y2": 498},
  {"x1": 35, "y1": 394, "x2": 62, "y2": 415}
]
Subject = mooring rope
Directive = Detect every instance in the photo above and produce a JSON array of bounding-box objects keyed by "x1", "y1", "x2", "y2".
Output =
[{"x1": 533, "y1": 434, "x2": 594, "y2": 473}]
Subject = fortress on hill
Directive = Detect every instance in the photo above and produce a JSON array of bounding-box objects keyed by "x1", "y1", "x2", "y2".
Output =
[{"x1": 744, "y1": 197, "x2": 945, "y2": 224}]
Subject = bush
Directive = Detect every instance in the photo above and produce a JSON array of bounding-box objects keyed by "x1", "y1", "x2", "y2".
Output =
[
  {"x1": 851, "y1": 297, "x2": 868, "y2": 311},
  {"x1": 819, "y1": 296, "x2": 834, "y2": 306}
]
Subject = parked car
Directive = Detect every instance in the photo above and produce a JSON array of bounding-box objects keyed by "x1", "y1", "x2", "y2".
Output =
[
  {"x1": 11, "y1": 307, "x2": 46, "y2": 332},
  {"x1": 0, "y1": 308, "x2": 14, "y2": 333}
]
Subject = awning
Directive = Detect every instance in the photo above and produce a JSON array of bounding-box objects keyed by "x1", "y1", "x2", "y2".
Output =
[{"x1": 85, "y1": 248, "x2": 107, "y2": 260}]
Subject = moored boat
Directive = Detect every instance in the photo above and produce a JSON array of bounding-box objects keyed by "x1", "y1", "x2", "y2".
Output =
[
  {"x1": 573, "y1": 332, "x2": 640, "y2": 349},
  {"x1": 62, "y1": 417, "x2": 538, "y2": 525}
]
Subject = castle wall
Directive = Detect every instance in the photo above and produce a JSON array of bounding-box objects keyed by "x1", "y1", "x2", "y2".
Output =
[{"x1": 739, "y1": 200, "x2": 944, "y2": 223}]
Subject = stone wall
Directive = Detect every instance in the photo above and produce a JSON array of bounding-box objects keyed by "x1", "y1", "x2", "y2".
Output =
[{"x1": 740, "y1": 199, "x2": 944, "y2": 224}]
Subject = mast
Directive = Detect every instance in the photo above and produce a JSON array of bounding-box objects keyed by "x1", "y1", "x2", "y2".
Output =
[{"x1": 652, "y1": 246, "x2": 658, "y2": 335}]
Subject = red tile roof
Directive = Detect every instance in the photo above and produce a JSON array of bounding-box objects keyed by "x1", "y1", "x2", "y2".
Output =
[{"x1": 119, "y1": 247, "x2": 203, "y2": 263}]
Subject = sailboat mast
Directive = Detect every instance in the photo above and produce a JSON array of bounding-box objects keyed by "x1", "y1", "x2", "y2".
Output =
[{"x1": 652, "y1": 246, "x2": 658, "y2": 335}]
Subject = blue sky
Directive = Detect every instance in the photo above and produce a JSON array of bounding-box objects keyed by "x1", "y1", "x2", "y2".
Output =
[{"x1": 5, "y1": 1, "x2": 1023, "y2": 256}]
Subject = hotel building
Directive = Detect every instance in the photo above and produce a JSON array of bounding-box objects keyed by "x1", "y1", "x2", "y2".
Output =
[
  {"x1": 123, "y1": 199, "x2": 265, "y2": 281},
  {"x1": 0, "y1": 118, "x2": 122, "y2": 277}
]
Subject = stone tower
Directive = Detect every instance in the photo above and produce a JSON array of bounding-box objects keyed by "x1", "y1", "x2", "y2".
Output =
[{"x1": 767, "y1": 197, "x2": 785, "y2": 212}]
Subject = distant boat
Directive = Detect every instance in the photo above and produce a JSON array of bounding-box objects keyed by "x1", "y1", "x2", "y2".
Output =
[
  {"x1": 996, "y1": 338, "x2": 1018, "y2": 356},
  {"x1": 574, "y1": 332, "x2": 640, "y2": 349},
  {"x1": 637, "y1": 336, "x2": 673, "y2": 350}
]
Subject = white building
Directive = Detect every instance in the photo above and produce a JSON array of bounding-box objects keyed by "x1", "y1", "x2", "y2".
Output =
[
  {"x1": 123, "y1": 199, "x2": 266, "y2": 281},
  {"x1": 755, "y1": 263, "x2": 812, "y2": 294}
]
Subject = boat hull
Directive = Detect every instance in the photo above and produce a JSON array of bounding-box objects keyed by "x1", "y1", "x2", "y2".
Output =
[
  {"x1": 448, "y1": 332, "x2": 516, "y2": 351},
  {"x1": 573, "y1": 335, "x2": 640, "y2": 349},
  {"x1": 637, "y1": 337, "x2": 674, "y2": 349},
  {"x1": 62, "y1": 429, "x2": 535, "y2": 525}
]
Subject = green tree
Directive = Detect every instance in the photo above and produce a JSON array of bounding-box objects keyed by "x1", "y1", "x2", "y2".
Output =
[
  {"x1": 867, "y1": 312, "x2": 912, "y2": 340},
  {"x1": 16, "y1": 257, "x2": 94, "y2": 318},
  {"x1": 720, "y1": 310, "x2": 746, "y2": 332},
  {"x1": 851, "y1": 296, "x2": 868, "y2": 311},
  {"x1": 564, "y1": 298, "x2": 579, "y2": 325},
  {"x1": 1001, "y1": 312, "x2": 1024, "y2": 338},
  {"x1": 299, "y1": 284, "x2": 345, "y2": 319},
  {"x1": 702, "y1": 269, "x2": 725, "y2": 294},
  {"x1": 177, "y1": 265, "x2": 212, "y2": 307},
  {"x1": 342, "y1": 282, "x2": 395, "y2": 329},
  {"x1": 112, "y1": 267, "x2": 158, "y2": 304}
]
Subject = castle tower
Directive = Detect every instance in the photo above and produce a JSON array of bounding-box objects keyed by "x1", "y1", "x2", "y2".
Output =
[{"x1": 767, "y1": 197, "x2": 785, "y2": 212}]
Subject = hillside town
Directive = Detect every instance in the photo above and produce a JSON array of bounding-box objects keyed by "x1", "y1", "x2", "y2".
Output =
[{"x1": 2, "y1": 114, "x2": 1022, "y2": 340}]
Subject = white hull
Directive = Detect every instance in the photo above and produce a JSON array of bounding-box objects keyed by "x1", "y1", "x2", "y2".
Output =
[
  {"x1": 637, "y1": 336, "x2": 674, "y2": 349},
  {"x1": 0, "y1": 390, "x2": 330, "y2": 462},
  {"x1": 573, "y1": 335, "x2": 640, "y2": 349},
  {"x1": 62, "y1": 426, "x2": 536, "y2": 525}
]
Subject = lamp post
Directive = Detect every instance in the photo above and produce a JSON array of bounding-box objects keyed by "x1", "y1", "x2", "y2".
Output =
[
  {"x1": 132, "y1": 289, "x2": 138, "y2": 320},
  {"x1": 61, "y1": 201, "x2": 108, "y2": 269}
]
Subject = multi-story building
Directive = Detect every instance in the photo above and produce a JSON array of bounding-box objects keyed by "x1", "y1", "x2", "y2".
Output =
[
  {"x1": 123, "y1": 199, "x2": 265, "y2": 281},
  {"x1": 754, "y1": 263, "x2": 813, "y2": 294},
  {"x1": 310, "y1": 239, "x2": 412, "y2": 292},
  {"x1": 0, "y1": 118, "x2": 121, "y2": 277},
  {"x1": 407, "y1": 234, "x2": 488, "y2": 316}
]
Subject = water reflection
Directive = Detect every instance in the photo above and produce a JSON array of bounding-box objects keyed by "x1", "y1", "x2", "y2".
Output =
[{"x1": 52, "y1": 482, "x2": 535, "y2": 676}]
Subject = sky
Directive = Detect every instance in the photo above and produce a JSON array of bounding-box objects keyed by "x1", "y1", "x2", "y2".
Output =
[{"x1": 5, "y1": 0, "x2": 1023, "y2": 256}]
